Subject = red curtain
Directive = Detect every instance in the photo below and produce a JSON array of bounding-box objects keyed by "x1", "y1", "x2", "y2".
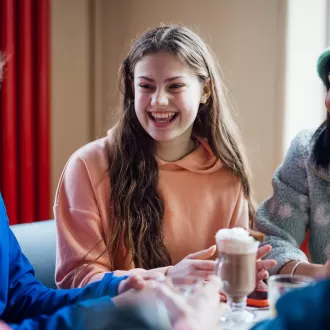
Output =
[
  {"x1": 0, "y1": 0, "x2": 50, "y2": 224},
  {"x1": 300, "y1": 230, "x2": 310, "y2": 261}
]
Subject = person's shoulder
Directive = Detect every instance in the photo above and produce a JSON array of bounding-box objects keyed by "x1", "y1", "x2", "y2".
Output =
[
  {"x1": 0, "y1": 194, "x2": 9, "y2": 226},
  {"x1": 290, "y1": 129, "x2": 314, "y2": 151},
  {"x1": 0, "y1": 194, "x2": 5, "y2": 211},
  {"x1": 285, "y1": 129, "x2": 315, "y2": 162},
  {"x1": 61, "y1": 128, "x2": 117, "y2": 188},
  {"x1": 73, "y1": 136, "x2": 110, "y2": 167}
]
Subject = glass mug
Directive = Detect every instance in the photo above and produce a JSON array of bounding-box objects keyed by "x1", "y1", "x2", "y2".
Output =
[
  {"x1": 216, "y1": 240, "x2": 259, "y2": 327},
  {"x1": 268, "y1": 274, "x2": 315, "y2": 317},
  {"x1": 155, "y1": 274, "x2": 202, "y2": 297}
]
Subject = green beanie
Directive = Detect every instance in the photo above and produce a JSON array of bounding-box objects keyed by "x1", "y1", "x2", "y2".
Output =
[{"x1": 317, "y1": 47, "x2": 330, "y2": 86}]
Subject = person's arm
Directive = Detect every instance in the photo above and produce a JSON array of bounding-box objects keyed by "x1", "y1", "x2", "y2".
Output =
[
  {"x1": 54, "y1": 152, "x2": 122, "y2": 288},
  {"x1": 3, "y1": 228, "x2": 127, "y2": 324},
  {"x1": 254, "y1": 131, "x2": 314, "y2": 276},
  {"x1": 54, "y1": 152, "x2": 171, "y2": 289},
  {"x1": 279, "y1": 260, "x2": 322, "y2": 277},
  {"x1": 0, "y1": 194, "x2": 128, "y2": 324},
  {"x1": 8, "y1": 297, "x2": 167, "y2": 330}
]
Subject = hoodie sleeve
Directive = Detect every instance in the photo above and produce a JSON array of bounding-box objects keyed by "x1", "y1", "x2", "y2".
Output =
[
  {"x1": 54, "y1": 151, "x2": 115, "y2": 289},
  {"x1": 3, "y1": 227, "x2": 127, "y2": 324}
]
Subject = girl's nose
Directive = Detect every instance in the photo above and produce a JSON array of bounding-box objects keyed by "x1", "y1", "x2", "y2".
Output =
[{"x1": 151, "y1": 90, "x2": 169, "y2": 107}]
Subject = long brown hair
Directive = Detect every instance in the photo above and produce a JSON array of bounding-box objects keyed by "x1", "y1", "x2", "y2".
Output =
[{"x1": 108, "y1": 25, "x2": 255, "y2": 269}]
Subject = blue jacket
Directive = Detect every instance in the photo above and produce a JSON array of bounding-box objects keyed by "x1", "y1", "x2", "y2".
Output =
[
  {"x1": 252, "y1": 279, "x2": 330, "y2": 330},
  {"x1": 0, "y1": 194, "x2": 127, "y2": 329}
]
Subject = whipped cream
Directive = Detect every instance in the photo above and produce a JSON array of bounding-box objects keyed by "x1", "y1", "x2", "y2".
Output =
[{"x1": 215, "y1": 227, "x2": 259, "y2": 254}]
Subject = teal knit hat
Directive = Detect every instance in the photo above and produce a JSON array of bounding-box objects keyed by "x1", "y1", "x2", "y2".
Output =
[{"x1": 317, "y1": 47, "x2": 330, "y2": 86}]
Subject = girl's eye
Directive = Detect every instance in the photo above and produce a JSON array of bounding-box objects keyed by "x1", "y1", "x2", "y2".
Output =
[
  {"x1": 169, "y1": 84, "x2": 184, "y2": 89},
  {"x1": 139, "y1": 84, "x2": 154, "y2": 90}
]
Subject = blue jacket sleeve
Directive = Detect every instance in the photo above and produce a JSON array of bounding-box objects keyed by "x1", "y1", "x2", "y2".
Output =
[
  {"x1": 8, "y1": 296, "x2": 114, "y2": 330},
  {"x1": 2, "y1": 218, "x2": 127, "y2": 324},
  {"x1": 8, "y1": 297, "x2": 167, "y2": 330},
  {"x1": 251, "y1": 279, "x2": 330, "y2": 330}
]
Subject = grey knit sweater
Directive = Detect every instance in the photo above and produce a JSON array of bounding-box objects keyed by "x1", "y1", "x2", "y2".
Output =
[{"x1": 255, "y1": 129, "x2": 330, "y2": 274}]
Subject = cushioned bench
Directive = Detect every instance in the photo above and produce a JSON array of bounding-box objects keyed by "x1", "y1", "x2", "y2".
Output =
[{"x1": 10, "y1": 219, "x2": 57, "y2": 289}]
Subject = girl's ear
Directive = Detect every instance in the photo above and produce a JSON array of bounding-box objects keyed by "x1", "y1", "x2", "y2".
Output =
[
  {"x1": 200, "y1": 79, "x2": 211, "y2": 104},
  {"x1": 326, "y1": 72, "x2": 330, "y2": 111},
  {"x1": 325, "y1": 89, "x2": 330, "y2": 112}
]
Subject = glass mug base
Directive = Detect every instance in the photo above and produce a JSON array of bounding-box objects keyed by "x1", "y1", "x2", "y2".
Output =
[
  {"x1": 219, "y1": 297, "x2": 255, "y2": 329},
  {"x1": 220, "y1": 310, "x2": 255, "y2": 329}
]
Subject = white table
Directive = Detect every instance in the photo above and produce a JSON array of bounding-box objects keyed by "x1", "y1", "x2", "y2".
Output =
[{"x1": 217, "y1": 307, "x2": 272, "y2": 330}]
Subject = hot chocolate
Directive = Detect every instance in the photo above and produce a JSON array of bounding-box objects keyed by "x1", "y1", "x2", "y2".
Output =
[
  {"x1": 215, "y1": 228, "x2": 259, "y2": 303},
  {"x1": 218, "y1": 252, "x2": 256, "y2": 303}
]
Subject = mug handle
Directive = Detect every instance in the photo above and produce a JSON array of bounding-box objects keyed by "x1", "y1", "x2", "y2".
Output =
[{"x1": 215, "y1": 255, "x2": 228, "y2": 284}]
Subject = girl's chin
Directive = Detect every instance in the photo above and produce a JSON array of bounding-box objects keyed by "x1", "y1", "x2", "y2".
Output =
[
  {"x1": 151, "y1": 135, "x2": 176, "y2": 143},
  {"x1": 147, "y1": 130, "x2": 178, "y2": 142},
  {"x1": 146, "y1": 127, "x2": 192, "y2": 144}
]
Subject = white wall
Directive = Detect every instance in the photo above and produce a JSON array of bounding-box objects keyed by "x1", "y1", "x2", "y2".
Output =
[
  {"x1": 51, "y1": 0, "x2": 328, "y2": 206},
  {"x1": 96, "y1": 0, "x2": 286, "y2": 203},
  {"x1": 51, "y1": 0, "x2": 92, "y2": 202},
  {"x1": 283, "y1": 0, "x2": 327, "y2": 152}
]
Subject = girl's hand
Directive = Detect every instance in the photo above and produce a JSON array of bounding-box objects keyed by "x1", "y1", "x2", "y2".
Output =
[
  {"x1": 117, "y1": 274, "x2": 146, "y2": 295},
  {"x1": 176, "y1": 276, "x2": 228, "y2": 330},
  {"x1": 315, "y1": 260, "x2": 330, "y2": 279},
  {"x1": 118, "y1": 272, "x2": 165, "y2": 295},
  {"x1": 0, "y1": 321, "x2": 11, "y2": 330},
  {"x1": 115, "y1": 275, "x2": 226, "y2": 330},
  {"x1": 166, "y1": 246, "x2": 217, "y2": 283},
  {"x1": 146, "y1": 276, "x2": 226, "y2": 329},
  {"x1": 255, "y1": 245, "x2": 277, "y2": 289}
]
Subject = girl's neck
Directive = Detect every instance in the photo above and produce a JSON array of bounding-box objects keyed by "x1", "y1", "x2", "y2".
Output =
[{"x1": 155, "y1": 132, "x2": 196, "y2": 162}]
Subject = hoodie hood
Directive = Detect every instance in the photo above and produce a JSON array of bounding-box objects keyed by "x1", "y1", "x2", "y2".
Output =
[
  {"x1": 107, "y1": 128, "x2": 222, "y2": 174},
  {"x1": 156, "y1": 137, "x2": 222, "y2": 174}
]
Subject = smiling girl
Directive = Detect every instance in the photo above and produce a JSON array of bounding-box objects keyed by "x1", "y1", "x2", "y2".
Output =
[{"x1": 54, "y1": 25, "x2": 275, "y2": 289}]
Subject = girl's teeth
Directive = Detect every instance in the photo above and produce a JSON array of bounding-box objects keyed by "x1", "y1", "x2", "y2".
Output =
[{"x1": 151, "y1": 112, "x2": 176, "y2": 119}]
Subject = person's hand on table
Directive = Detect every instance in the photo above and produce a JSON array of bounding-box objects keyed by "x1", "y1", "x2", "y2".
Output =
[
  {"x1": 153, "y1": 275, "x2": 227, "y2": 330},
  {"x1": 255, "y1": 245, "x2": 277, "y2": 290},
  {"x1": 0, "y1": 321, "x2": 11, "y2": 330},
  {"x1": 166, "y1": 246, "x2": 217, "y2": 283},
  {"x1": 118, "y1": 272, "x2": 166, "y2": 295},
  {"x1": 114, "y1": 274, "x2": 226, "y2": 329},
  {"x1": 117, "y1": 246, "x2": 217, "y2": 305}
]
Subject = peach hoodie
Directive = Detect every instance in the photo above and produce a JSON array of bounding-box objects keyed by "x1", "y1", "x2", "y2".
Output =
[{"x1": 54, "y1": 128, "x2": 249, "y2": 288}]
